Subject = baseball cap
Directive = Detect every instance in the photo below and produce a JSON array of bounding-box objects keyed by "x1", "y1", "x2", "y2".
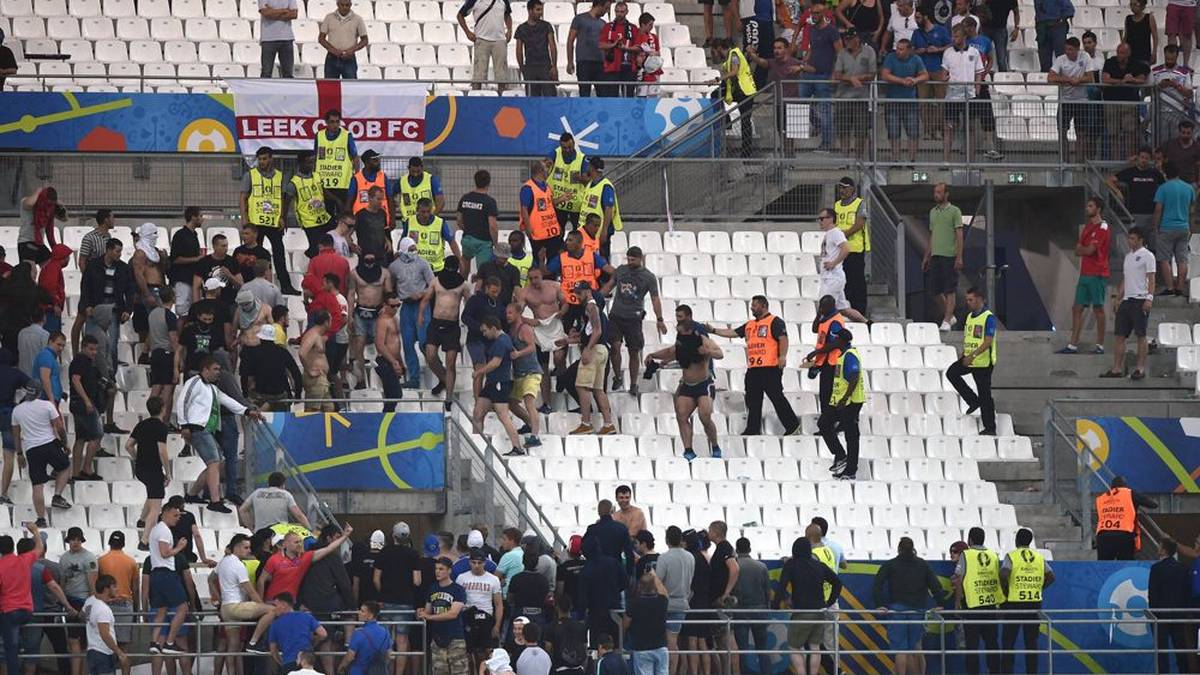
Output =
[
  {"x1": 468, "y1": 548, "x2": 487, "y2": 562},
  {"x1": 635, "y1": 530, "x2": 655, "y2": 547},
  {"x1": 492, "y1": 242, "x2": 511, "y2": 259},
  {"x1": 393, "y1": 521, "x2": 411, "y2": 539},
  {"x1": 423, "y1": 533, "x2": 440, "y2": 556},
  {"x1": 236, "y1": 289, "x2": 255, "y2": 305},
  {"x1": 66, "y1": 527, "x2": 86, "y2": 543},
  {"x1": 627, "y1": 246, "x2": 644, "y2": 258},
  {"x1": 203, "y1": 276, "x2": 226, "y2": 291},
  {"x1": 362, "y1": 149, "x2": 381, "y2": 161},
  {"x1": 272, "y1": 533, "x2": 286, "y2": 547},
  {"x1": 467, "y1": 529, "x2": 484, "y2": 548},
  {"x1": 568, "y1": 534, "x2": 583, "y2": 557},
  {"x1": 512, "y1": 616, "x2": 530, "y2": 627},
  {"x1": 398, "y1": 237, "x2": 417, "y2": 251},
  {"x1": 257, "y1": 324, "x2": 277, "y2": 342},
  {"x1": 369, "y1": 530, "x2": 386, "y2": 550},
  {"x1": 841, "y1": 27, "x2": 859, "y2": 39},
  {"x1": 108, "y1": 531, "x2": 125, "y2": 547}
]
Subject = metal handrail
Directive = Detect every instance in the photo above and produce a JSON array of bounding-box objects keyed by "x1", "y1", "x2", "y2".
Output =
[{"x1": 246, "y1": 416, "x2": 339, "y2": 530}]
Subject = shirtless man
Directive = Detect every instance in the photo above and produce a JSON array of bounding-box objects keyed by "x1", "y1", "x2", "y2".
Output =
[
  {"x1": 374, "y1": 292, "x2": 406, "y2": 411},
  {"x1": 505, "y1": 302, "x2": 543, "y2": 449},
  {"x1": 131, "y1": 222, "x2": 168, "y2": 361},
  {"x1": 645, "y1": 304, "x2": 725, "y2": 461},
  {"x1": 515, "y1": 265, "x2": 565, "y2": 413},
  {"x1": 420, "y1": 255, "x2": 472, "y2": 404},
  {"x1": 235, "y1": 289, "x2": 273, "y2": 348},
  {"x1": 299, "y1": 309, "x2": 334, "y2": 412},
  {"x1": 348, "y1": 252, "x2": 392, "y2": 389}
]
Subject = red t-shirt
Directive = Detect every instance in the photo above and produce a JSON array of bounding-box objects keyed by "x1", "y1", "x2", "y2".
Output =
[
  {"x1": 301, "y1": 250, "x2": 350, "y2": 296},
  {"x1": 306, "y1": 289, "x2": 346, "y2": 334},
  {"x1": 634, "y1": 31, "x2": 662, "y2": 82},
  {"x1": 0, "y1": 551, "x2": 41, "y2": 612},
  {"x1": 263, "y1": 550, "x2": 314, "y2": 601},
  {"x1": 601, "y1": 19, "x2": 637, "y2": 74},
  {"x1": 1079, "y1": 219, "x2": 1111, "y2": 278}
]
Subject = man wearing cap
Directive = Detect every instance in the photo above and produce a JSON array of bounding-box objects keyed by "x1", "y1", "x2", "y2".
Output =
[
  {"x1": 212, "y1": 532, "x2": 276, "y2": 654},
  {"x1": 602, "y1": 246, "x2": 664, "y2": 396},
  {"x1": 453, "y1": 531, "x2": 500, "y2": 578},
  {"x1": 61, "y1": 526, "x2": 100, "y2": 664},
  {"x1": 235, "y1": 287, "x2": 273, "y2": 349},
  {"x1": 349, "y1": 149, "x2": 394, "y2": 229},
  {"x1": 398, "y1": 157, "x2": 445, "y2": 223},
  {"x1": 240, "y1": 147, "x2": 301, "y2": 296},
  {"x1": 455, "y1": 547, "x2": 503, "y2": 671},
  {"x1": 97, "y1": 531, "x2": 139, "y2": 650},
  {"x1": 349, "y1": 530, "x2": 386, "y2": 604},
  {"x1": 374, "y1": 522, "x2": 423, "y2": 674},
  {"x1": 479, "y1": 242, "x2": 521, "y2": 307},
  {"x1": 833, "y1": 176, "x2": 870, "y2": 316},
  {"x1": 243, "y1": 324, "x2": 303, "y2": 410}
]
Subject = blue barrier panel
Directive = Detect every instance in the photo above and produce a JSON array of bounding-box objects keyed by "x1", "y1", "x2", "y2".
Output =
[
  {"x1": 265, "y1": 411, "x2": 445, "y2": 490},
  {"x1": 1076, "y1": 416, "x2": 1200, "y2": 493},
  {"x1": 0, "y1": 92, "x2": 715, "y2": 156}
]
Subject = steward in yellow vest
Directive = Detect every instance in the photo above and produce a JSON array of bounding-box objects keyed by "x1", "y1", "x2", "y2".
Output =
[
  {"x1": 715, "y1": 40, "x2": 758, "y2": 103},
  {"x1": 402, "y1": 198, "x2": 460, "y2": 273},
  {"x1": 834, "y1": 177, "x2": 869, "y2": 314},
  {"x1": 578, "y1": 158, "x2": 621, "y2": 258},
  {"x1": 314, "y1": 110, "x2": 358, "y2": 213},
  {"x1": 946, "y1": 287, "x2": 998, "y2": 435},
  {"x1": 286, "y1": 151, "x2": 334, "y2": 257},
  {"x1": 506, "y1": 231, "x2": 533, "y2": 287},
  {"x1": 242, "y1": 148, "x2": 283, "y2": 228},
  {"x1": 818, "y1": 330, "x2": 863, "y2": 479},
  {"x1": 548, "y1": 133, "x2": 586, "y2": 225},
  {"x1": 398, "y1": 157, "x2": 443, "y2": 222},
  {"x1": 954, "y1": 528, "x2": 1002, "y2": 673},
  {"x1": 1000, "y1": 528, "x2": 1055, "y2": 675}
]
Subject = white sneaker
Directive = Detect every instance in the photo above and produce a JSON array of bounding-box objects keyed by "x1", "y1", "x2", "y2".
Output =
[{"x1": 940, "y1": 321, "x2": 951, "y2": 332}]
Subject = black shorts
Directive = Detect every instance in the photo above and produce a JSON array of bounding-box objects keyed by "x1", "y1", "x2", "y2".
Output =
[
  {"x1": 480, "y1": 380, "x2": 513, "y2": 403},
  {"x1": 131, "y1": 286, "x2": 161, "y2": 335},
  {"x1": 699, "y1": 0, "x2": 731, "y2": 7},
  {"x1": 1059, "y1": 101, "x2": 1089, "y2": 133},
  {"x1": 944, "y1": 100, "x2": 969, "y2": 125},
  {"x1": 971, "y1": 87, "x2": 995, "y2": 132},
  {"x1": 136, "y1": 467, "x2": 166, "y2": 500},
  {"x1": 17, "y1": 241, "x2": 51, "y2": 265},
  {"x1": 929, "y1": 255, "x2": 958, "y2": 295},
  {"x1": 835, "y1": 100, "x2": 868, "y2": 135},
  {"x1": 26, "y1": 440, "x2": 70, "y2": 486},
  {"x1": 679, "y1": 610, "x2": 713, "y2": 639},
  {"x1": 531, "y1": 236, "x2": 563, "y2": 268},
  {"x1": 149, "y1": 348, "x2": 175, "y2": 386},
  {"x1": 555, "y1": 210, "x2": 580, "y2": 231},
  {"x1": 1114, "y1": 298, "x2": 1150, "y2": 338},
  {"x1": 676, "y1": 378, "x2": 715, "y2": 402},
  {"x1": 424, "y1": 318, "x2": 462, "y2": 352},
  {"x1": 608, "y1": 313, "x2": 645, "y2": 351}
]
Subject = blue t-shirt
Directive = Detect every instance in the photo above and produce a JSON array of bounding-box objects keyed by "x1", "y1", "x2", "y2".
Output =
[
  {"x1": 968, "y1": 34, "x2": 994, "y2": 60},
  {"x1": 519, "y1": 180, "x2": 549, "y2": 210},
  {"x1": 841, "y1": 351, "x2": 861, "y2": 380},
  {"x1": 346, "y1": 168, "x2": 397, "y2": 201},
  {"x1": 312, "y1": 128, "x2": 359, "y2": 158},
  {"x1": 484, "y1": 333, "x2": 515, "y2": 385},
  {"x1": 425, "y1": 581, "x2": 467, "y2": 644},
  {"x1": 912, "y1": 25, "x2": 951, "y2": 72},
  {"x1": 32, "y1": 348, "x2": 61, "y2": 401},
  {"x1": 882, "y1": 52, "x2": 926, "y2": 99},
  {"x1": 268, "y1": 611, "x2": 321, "y2": 665},
  {"x1": 450, "y1": 555, "x2": 498, "y2": 579},
  {"x1": 546, "y1": 252, "x2": 608, "y2": 277},
  {"x1": 347, "y1": 620, "x2": 390, "y2": 675},
  {"x1": 1155, "y1": 178, "x2": 1195, "y2": 230},
  {"x1": 807, "y1": 23, "x2": 841, "y2": 75}
]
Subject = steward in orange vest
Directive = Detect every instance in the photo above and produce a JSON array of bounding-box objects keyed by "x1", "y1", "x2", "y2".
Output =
[
  {"x1": 1095, "y1": 476, "x2": 1158, "y2": 561},
  {"x1": 350, "y1": 151, "x2": 391, "y2": 226},
  {"x1": 805, "y1": 295, "x2": 847, "y2": 416}
]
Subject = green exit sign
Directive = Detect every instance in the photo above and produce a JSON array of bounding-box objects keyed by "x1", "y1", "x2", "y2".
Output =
[
  {"x1": 1008, "y1": 172, "x2": 1026, "y2": 184},
  {"x1": 912, "y1": 171, "x2": 930, "y2": 183}
]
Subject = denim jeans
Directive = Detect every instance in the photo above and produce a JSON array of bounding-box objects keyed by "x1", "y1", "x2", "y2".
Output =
[
  {"x1": 798, "y1": 74, "x2": 833, "y2": 148},
  {"x1": 323, "y1": 54, "x2": 358, "y2": 79},
  {"x1": 2, "y1": 609, "x2": 32, "y2": 675},
  {"x1": 986, "y1": 27, "x2": 1011, "y2": 72},
  {"x1": 631, "y1": 647, "x2": 668, "y2": 675},
  {"x1": 1035, "y1": 21, "x2": 1068, "y2": 73},
  {"x1": 375, "y1": 361, "x2": 404, "y2": 411},
  {"x1": 260, "y1": 40, "x2": 295, "y2": 78},
  {"x1": 219, "y1": 413, "x2": 240, "y2": 498},
  {"x1": 732, "y1": 610, "x2": 771, "y2": 673},
  {"x1": 399, "y1": 301, "x2": 429, "y2": 388}
]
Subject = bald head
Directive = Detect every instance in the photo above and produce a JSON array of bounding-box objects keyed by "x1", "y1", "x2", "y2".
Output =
[{"x1": 805, "y1": 523, "x2": 823, "y2": 543}]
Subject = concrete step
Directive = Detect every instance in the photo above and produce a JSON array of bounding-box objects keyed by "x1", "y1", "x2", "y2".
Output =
[{"x1": 998, "y1": 490, "x2": 1049, "y2": 506}]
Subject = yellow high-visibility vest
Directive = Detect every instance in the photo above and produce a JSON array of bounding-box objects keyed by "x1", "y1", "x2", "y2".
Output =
[
  {"x1": 247, "y1": 168, "x2": 283, "y2": 228},
  {"x1": 508, "y1": 253, "x2": 533, "y2": 287},
  {"x1": 962, "y1": 547, "x2": 1001, "y2": 608},
  {"x1": 398, "y1": 171, "x2": 435, "y2": 222},
  {"x1": 812, "y1": 545, "x2": 838, "y2": 602},
  {"x1": 830, "y1": 347, "x2": 866, "y2": 405},
  {"x1": 1005, "y1": 548, "x2": 1046, "y2": 603},
  {"x1": 406, "y1": 215, "x2": 448, "y2": 272},
  {"x1": 834, "y1": 197, "x2": 870, "y2": 253},
  {"x1": 290, "y1": 172, "x2": 330, "y2": 228},
  {"x1": 722, "y1": 46, "x2": 758, "y2": 102},
  {"x1": 580, "y1": 178, "x2": 623, "y2": 232},
  {"x1": 963, "y1": 309, "x2": 997, "y2": 368},
  {"x1": 548, "y1": 148, "x2": 586, "y2": 214},
  {"x1": 315, "y1": 128, "x2": 353, "y2": 190}
]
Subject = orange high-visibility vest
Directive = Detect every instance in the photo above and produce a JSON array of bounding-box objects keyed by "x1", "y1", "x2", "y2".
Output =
[
  {"x1": 521, "y1": 180, "x2": 560, "y2": 241},
  {"x1": 580, "y1": 226, "x2": 601, "y2": 256},
  {"x1": 559, "y1": 251, "x2": 598, "y2": 305},
  {"x1": 814, "y1": 312, "x2": 845, "y2": 366},
  {"x1": 744, "y1": 314, "x2": 781, "y2": 368},
  {"x1": 1096, "y1": 486, "x2": 1141, "y2": 549},
  {"x1": 352, "y1": 170, "x2": 390, "y2": 221}
]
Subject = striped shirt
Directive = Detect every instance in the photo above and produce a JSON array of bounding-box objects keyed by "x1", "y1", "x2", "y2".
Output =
[{"x1": 78, "y1": 228, "x2": 110, "y2": 263}]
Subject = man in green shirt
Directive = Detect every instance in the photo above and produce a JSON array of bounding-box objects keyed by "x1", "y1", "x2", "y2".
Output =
[{"x1": 923, "y1": 182, "x2": 964, "y2": 332}]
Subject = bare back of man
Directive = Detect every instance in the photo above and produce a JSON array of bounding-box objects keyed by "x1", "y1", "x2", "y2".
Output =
[
  {"x1": 299, "y1": 326, "x2": 332, "y2": 411},
  {"x1": 238, "y1": 303, "x2": 274, "y2": 347},
  {"x1": 516, "y1": 274, "x2": 564, "y2": 409}
]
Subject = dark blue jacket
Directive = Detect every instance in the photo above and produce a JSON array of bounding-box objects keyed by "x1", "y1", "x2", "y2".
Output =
[
  {"x1": 583, "y1": 515, "x2": 635, "y2": 579},
  {"x1": 1149, "y1": 556, "x2": 1191, "y2": 609}
]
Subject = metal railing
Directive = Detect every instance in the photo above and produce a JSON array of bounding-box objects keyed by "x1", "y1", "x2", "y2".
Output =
[
  {"x1": 246, "y1": 416, "x2": 340, "y2": 529},
  {"x1": 1041, "y1": 398, "x2": 1200, "y2": 551}
]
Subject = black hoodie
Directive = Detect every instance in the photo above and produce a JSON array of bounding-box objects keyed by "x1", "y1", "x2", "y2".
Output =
[{"x1": 779, "y1": 538, "x2": 842, "y2": 610}]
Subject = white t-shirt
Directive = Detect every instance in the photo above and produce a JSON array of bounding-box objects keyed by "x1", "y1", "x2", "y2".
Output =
[
  {"x1": 11, "y1": 400, "x2": 60, "y2": 451},
  {"x1": 83, "y1": 595, "x2": 115, "y2": 655},
  {"x1": 1050, "y1": 52, "x2": 1094, "y2": 101},
  {"x1": 246, "y1": 487, "x2": 298, "y2": 531},
  {"x1": 887, "y1": 8, "x2": 917, "y2": 43},
  {"x1": 455, "y1": 570, "x2": 501, "y2": 614},
  {"x1": 462, "y1": 0, "x2": 512, "y2": 42},
  {"x1": 942, "y1": 45, "x2": 984, "y2": 100},
  {"x1": 217, "y1": 554, "x2": 252, "y2": 604},
  {"x1": 515, "y1": 647, "x2": 552, "y2": 675},
  {"x1": 149, "y1": 522, "x2": 176, "y2": 571},
  {"x1": 820, "y1": 228, "x2": 849, "y2": 280},
  {"x1": 1122, "y1": 247, "x2": 1156, "y2": 299}
]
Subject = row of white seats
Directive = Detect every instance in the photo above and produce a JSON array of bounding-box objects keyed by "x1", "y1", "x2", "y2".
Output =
[
  {"x1": 505, "y1": 455, "x2": 985, "y2": 486},
  {"x1": 1157, "y1": 322, "x2": 1200, "y2": 348},
  {"x1": 3, "y1": 493, "x2": 241, "y2": 529}
]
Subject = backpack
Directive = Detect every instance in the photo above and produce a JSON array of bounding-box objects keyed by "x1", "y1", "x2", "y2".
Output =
[{"x1": 551, "y1": 618, "x2": 588, "y2": 668}]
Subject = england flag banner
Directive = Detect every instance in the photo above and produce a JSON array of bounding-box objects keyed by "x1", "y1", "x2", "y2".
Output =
[{"x1": 228, "y1": 79, "x2": 428, "y2": 156}]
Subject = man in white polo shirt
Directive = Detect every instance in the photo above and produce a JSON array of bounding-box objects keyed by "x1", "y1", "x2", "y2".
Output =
[
  {"x1": 940, "y1": 23, "x2": 983, "y2": 163},
  {"x1": 458, "y1": 0, "x2": 513, "y2": 89},
  {"x1": 1103, "y1": 226, "x2": 1156, "y2": 381}
]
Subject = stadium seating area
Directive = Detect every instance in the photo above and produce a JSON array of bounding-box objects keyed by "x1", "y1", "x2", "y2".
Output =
[{"x1": 2, "y1": 218, "x2": 1049, "y2": 580}]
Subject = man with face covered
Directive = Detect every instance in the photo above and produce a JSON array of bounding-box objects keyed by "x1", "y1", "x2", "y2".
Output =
[
  {"x1": 647, "y1": 304, "x2": 725, "y2": 460},
  {"x1": 348, "y1": 251, "x2": 391, "y2": 388}
]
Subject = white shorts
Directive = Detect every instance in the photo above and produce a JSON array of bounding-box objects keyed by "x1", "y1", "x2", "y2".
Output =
[
  {"x1": 532, "y1": 315, "x2": 566, "y2": 352},
  {"x1": 819, "y1": 273, "x2": 850, "y2": 311}
]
